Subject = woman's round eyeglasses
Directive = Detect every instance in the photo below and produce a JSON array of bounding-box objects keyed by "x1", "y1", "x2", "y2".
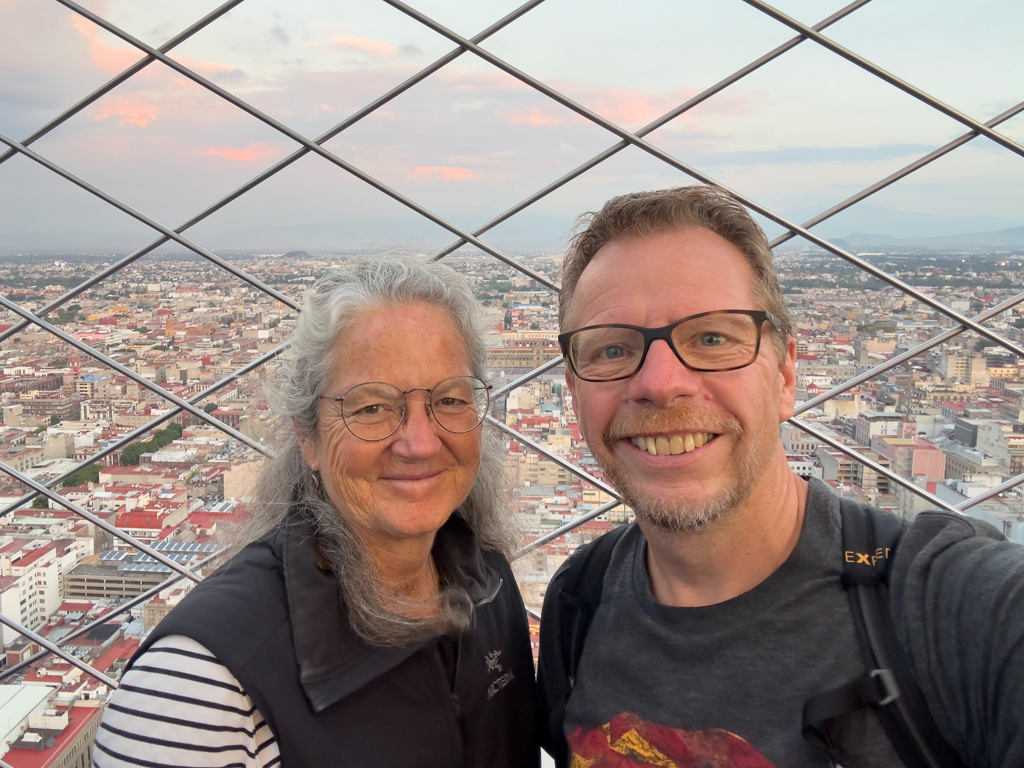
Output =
[{"x1": 318, "y1": 375, "x2": 491, "y2": 441}]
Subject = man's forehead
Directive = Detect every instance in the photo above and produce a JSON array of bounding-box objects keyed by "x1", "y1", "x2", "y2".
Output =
[{"x1": 568, "y1": 228, "x2": 757, "y2": 326}]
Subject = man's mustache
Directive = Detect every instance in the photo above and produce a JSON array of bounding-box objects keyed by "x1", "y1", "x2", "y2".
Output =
[{"x1": 604, "y1": 404, "x2": 742, "y2": 442}]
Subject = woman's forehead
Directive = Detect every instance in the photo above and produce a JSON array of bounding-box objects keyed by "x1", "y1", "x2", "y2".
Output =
[{"x1": 328, "y1": 303, "x2": 472, "y2": 389}]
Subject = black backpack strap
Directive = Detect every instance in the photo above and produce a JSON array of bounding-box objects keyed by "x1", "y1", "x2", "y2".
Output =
[
  {"x1": 803, "y1": 499, "x2": 968, "y2": 768},
  {"x1": 538, "y1": 525, "x2": 629, "y2": 768},
  {"x1": 559, "y1": 525, "x2": 628, "y2": 686}
]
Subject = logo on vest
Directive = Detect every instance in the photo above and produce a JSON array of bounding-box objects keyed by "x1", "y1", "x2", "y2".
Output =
[
  {"x1": 485, "y1": 649, "x2": 513, "y2": 699},
  {"x1": 844, "y1": 547, "x2": 892, "y2": 566},
  {"x1": 488, "y1": 670, "x2": 515, "y2": 699}
]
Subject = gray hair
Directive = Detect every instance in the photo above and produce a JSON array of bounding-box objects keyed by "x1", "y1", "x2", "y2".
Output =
[{"x1": 243, "y1": 256, "x2": 518, "y2": 646}]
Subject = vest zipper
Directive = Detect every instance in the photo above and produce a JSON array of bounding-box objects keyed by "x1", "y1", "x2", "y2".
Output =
[
  {"x1": 434, "y1": 639, "x2": 466, "y2": 768},
  {"x1": 452, "y1": 633, "x2": 466, "y2": 757}
]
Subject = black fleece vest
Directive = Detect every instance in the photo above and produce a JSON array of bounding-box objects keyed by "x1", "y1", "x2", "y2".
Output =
[{"x1": 132, "y1": 516, "x2": 540, "y2": 768}]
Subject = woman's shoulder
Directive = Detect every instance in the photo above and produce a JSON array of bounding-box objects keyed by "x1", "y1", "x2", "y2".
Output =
[
  {"x1": 136, "y1": 536, "x2": 293, "y2": 671},
  {"x1": 95, "y1": 635, "x2": 281, "y2": 768}
]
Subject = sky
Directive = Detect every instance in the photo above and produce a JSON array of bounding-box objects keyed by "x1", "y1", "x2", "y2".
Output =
[{"x1": 1, "y1": 0, "x2": 1023, "y2": 254}]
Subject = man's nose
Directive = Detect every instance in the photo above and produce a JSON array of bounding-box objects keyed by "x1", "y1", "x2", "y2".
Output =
[{"x1": 626, "y1": 338, "x2": 703, "y2": 407}]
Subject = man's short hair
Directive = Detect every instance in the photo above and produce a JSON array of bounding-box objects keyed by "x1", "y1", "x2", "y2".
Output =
[{"x1": 560, "y1": 185, "x2": 793, "y2": 362}]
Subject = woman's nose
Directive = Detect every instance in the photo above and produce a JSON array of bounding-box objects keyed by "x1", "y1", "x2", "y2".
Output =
[{"x1": 391, "y1": 395, "x2": 442, "y2": 457}]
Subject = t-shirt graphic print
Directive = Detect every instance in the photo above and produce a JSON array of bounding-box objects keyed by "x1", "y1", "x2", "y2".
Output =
[{"x1": 568, "y1": 711, "x2": 776, "y2": 767}]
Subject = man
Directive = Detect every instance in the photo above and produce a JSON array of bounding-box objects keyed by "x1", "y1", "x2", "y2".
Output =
[{"x1": 538, "y1": 186, "x2": 1024, "y2": 767}]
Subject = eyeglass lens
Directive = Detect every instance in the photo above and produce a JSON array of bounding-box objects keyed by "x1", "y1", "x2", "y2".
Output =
[
  {"x1": 570, "y1": 313, "x2": 760, "y2": 381},
  {"x1": 326, "y1": 376, "x2": 489, "y2": 440}
]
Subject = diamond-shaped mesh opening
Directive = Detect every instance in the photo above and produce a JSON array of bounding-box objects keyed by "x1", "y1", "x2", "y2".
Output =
[{"x1": 1, "y1": 0, "x2": 1022, "y2": 693}]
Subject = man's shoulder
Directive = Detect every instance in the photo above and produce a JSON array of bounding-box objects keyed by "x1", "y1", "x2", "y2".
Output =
[
  {"x1": 547, "y1": 524, "x2": 637, "y2": 597},
  {"x1": 892, "y1": 507, "x2": 1017, "y2": 588}
]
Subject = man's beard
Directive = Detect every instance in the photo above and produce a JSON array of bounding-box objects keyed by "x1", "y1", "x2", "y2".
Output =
[{"x1": 594, "y1": 403, "x2": 773, "y2": 533}]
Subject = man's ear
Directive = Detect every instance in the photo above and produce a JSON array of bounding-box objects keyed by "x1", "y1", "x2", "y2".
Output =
[
  {"x1": 778, "y1": 336, "x2": 798, "y2": 423},
  {"x1": 564, "y1": 368, "x2": 579, "y2": 416}
]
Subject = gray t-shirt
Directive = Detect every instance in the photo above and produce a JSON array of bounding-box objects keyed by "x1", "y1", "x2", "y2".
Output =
[{"x1": 559, "y1": 479, "x2": 1024, "y2": 767}]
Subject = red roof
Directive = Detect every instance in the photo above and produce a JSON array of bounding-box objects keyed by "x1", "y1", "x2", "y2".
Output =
[
  {"x1": 0, "y1": 575, "x2": 19, "y2": 591},
  {"x1": 3, "y1": 707, "x2": 102, "y2": 768},
  {"x1": 115, "y1": 511, "x2": 166, "y2": 529},
  {"x1": 13, "y1": 547, "x2": 55, "y2": 569},
  {"x1": 57, "y1": 601, "x2": 94, "y2": 613},
  {"x1": 93, "y1": 637, "x2": 139, "y2": 673}
]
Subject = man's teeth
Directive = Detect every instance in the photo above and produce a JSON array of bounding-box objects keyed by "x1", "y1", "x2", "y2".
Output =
[{"x1": 630, "y1": 433, "x2": 714, "y2": 455}]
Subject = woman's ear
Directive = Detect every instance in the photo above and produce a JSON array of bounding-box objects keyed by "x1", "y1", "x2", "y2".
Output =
[{"x1": 295, "y1": 420, "x2": 319, "y2": 471}]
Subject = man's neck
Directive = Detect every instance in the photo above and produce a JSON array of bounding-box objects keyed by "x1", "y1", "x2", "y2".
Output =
[{"x1": 641, "y1": 464, "x2": 808, "y2": 608}]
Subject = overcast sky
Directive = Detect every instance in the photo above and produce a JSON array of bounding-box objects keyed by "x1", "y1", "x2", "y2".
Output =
[{"x1": 1, "y1": 0, "x2": 1023, "y2": 253}]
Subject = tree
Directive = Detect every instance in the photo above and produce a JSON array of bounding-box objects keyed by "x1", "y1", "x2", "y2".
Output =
[
  {"x1": 31, "y1": 496, "x2": 48, "y2": 509},
  {"x1": 119, "y1": 423, "x2": 182, "y2": 465},
  {"x1": 204, "y1": 403, "x2": 218, "y2": 414},
  {"x1": 63, "y1": 464, "x2": 100, "y2": 487},
  {"x1": 49, "y1": 415, "x2": 60, "y2": 426}
]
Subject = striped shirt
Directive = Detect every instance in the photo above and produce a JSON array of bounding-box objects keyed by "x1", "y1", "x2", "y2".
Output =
[{"x1": 93, "y1": 635, "x2": 281, "y2": 768}]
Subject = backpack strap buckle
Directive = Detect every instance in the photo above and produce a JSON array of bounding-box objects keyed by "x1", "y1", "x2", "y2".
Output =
[{"x1": 871, "y1": 668, "x2": 900, "y2": 707}]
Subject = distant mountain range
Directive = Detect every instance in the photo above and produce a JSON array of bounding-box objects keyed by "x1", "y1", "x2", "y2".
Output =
[{"x1": 826, "y1": 226, "x2": 1024, "y2": 251}]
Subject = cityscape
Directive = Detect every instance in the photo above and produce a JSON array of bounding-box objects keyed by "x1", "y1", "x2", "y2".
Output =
[{"x1": 0, "y1": 244, "x2": 1023, "y2": 762}]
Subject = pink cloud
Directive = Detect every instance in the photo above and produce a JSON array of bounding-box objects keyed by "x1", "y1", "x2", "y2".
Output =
[
  {"x1": 69, "y1": 14, "x2": 141, "y2": 73},
  {"x1": 491, "y1": 83, "x2": 750, "y2": 130},
  {"x1": 92, "y1": 95, "x2": 158, "y2": 127},
  {"x1": 331, "y1": 36, "x2": 399, "y2": 58},
  {"x1": 497, "y1": 108, "x2": 565, "y2": 128},
  {"x1": 405, "y1": 166, "x2": 473, "y2": 181},
  {"x1": 575, "y1": 84, "x2": 751, "y2": 125},
  {"x1": 174, "y1": 56, "x2": 244, "y2": 78},
  {"x1": 441, "y1": 68, "x2": 530, "y2": 92},
  {"x1": 203, "y1": 142, "x2": 285, "y2": 162}
]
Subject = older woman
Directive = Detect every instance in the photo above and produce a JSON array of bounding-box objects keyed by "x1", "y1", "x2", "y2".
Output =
[{"x1": 93, "y1": 258, "x2": 539, "y2": 767}]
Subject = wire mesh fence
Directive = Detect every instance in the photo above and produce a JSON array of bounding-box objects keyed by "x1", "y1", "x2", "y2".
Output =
[{"x1": 1, "y1": 0, "x2": 1023, "y2": 693}]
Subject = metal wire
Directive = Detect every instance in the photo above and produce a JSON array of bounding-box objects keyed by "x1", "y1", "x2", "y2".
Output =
[
  {"x1": 0, "y1": 460, "x2": 201, "y2": 582},
  {"x1": 382, "y1": 0, "x2": 1024, "y2": 360},
  {"x1": 0, "y1": 344, "x2": 286, "y2": 517},
  {"x1": 0, "y1": 0, "x2": 549, "y2": 346},
  {"x1": 0, "y1": 133, "x2": 300, "y2": 313},
  {"x1": 741, "y1": 0, "x2": 1024, "y2": 160},
  {"x1": 795, "y1": 290, "x2": 1024, "y2": 417},
  {"x1": 958, "y1": 472, "x2": 1024, "y2": 511},
  {"x1": 492, "y1": 356, "x2": 566, "y2": 400},
  {"x1": 0, "y1": 294, "x2": 268, "y2": 455},
  {"x1": 487, "y1": 416, "x2": 621, "y2": 500},
  {"x1": 788, "y1": 417, "x2": 962, "y2": 515},
  {"x1": 54, "y1": 0, "x2": 560, "y2": 292},
  {"x1": 514, "y1": 498, "x2": 624, "y2": 559},
  {"x1": 0, "y1": 552, "x2": 222, "y2": 683},
  {"x1": 428, "y1": 0, "x2": 875, "y2": 262},
  {"x1": 0, "y1": 613, "x2": 118, "y2": 689},
  {"x1": 769, "y1": 99, "x2": 1024, "y2": 250},
  {"x1": 2, "y1": 0, "x2": 1021, "y2": 682},
  {"x1": 0, "y1": 0, "x2": 246, "y2": 168}
]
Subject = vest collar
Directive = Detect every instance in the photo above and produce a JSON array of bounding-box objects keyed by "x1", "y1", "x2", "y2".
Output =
[{"x1": 281, "y1": 509, "x2": 499, "y2": 713}]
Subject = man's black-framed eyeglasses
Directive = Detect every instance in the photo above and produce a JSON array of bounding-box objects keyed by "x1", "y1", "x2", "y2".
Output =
[
  {"x1": 318, "y1": 375, "x2": 492, "y2": 441},
  {"x1": 558, "y1": 309, "x2": 783, "y2": 383}
]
